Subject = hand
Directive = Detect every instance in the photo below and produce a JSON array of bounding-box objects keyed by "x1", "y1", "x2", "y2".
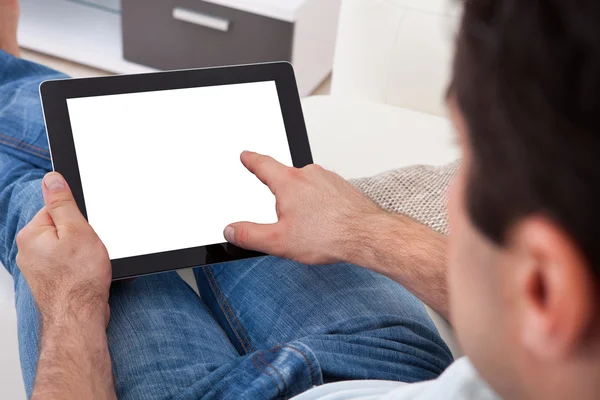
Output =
[
  {"x1": 224, "y1": 151, "x2": 381, "y2": 264},
  {"x1": 16, "y1": 172, "x2": 112, "y2": 327}
]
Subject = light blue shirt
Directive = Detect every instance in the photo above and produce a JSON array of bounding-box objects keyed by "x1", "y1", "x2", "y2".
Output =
[{"x1": 293, "y1": 358, "x2": 500, "y2": 400}]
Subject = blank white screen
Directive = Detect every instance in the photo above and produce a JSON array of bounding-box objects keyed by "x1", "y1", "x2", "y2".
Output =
[{"x1": 66, "y1": 81, "x2": 292, "y2": 260}]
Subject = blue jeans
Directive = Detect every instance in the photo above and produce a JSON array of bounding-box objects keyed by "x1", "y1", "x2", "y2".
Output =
[{"x1": 0, "y1": 50, "x2": 453, "y2": 399}]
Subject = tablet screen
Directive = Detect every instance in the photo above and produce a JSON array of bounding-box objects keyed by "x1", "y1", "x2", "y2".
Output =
[{"x1": 66, "y1": 81, "x2": 291, "y2": 260}]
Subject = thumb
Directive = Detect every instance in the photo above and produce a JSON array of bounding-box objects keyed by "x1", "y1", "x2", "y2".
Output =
[
  {"x1": 42, "y1": 172, "x2": 86, "y2": 228},
  {"x1": 224, "y1": 222, "x2": 283, "y2": 256}
]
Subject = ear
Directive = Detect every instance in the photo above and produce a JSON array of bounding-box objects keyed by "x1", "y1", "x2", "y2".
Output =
[{"x1": 510, "y1": 216, "x2": 596, "y2": 361}]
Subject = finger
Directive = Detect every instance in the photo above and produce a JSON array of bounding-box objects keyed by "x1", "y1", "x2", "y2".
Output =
[
  {"x1": 241, "y1": 151, "x2": 289, "y2": 193},
  {"x1": 42, "y1": 172, "x2": 86, "y2": 230},
  {"x1": 224, "y1": 222, "x2": 283, "y2": 256},
  {"x1": 28, "y1": 207, "x2": 57, "y2": 236},
  {"x1": 16, "y1": 208, "x2": 57, "y2": 246}
]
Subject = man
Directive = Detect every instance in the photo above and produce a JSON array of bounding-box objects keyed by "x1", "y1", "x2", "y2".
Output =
[{"x1": 2, "y1": 0, "x2": 599, "y2": 399}]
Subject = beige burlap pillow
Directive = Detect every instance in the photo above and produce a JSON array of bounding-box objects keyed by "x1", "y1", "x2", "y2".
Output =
[{"x1": 351, "y1": 161, "x2": 461, "y2": 236}]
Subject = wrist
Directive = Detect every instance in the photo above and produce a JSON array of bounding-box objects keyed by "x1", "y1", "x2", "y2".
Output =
[
  {"x1": 341, "y1": 210, "x2": 450, "y2": 318},
  {"x1": 40, "y1": 311, "x2": 108, "y2": 347},
  {"x1": 343, "y1": 211, "x2": 446, "y2": 275},
  {"x1": 41, "y1": 307, "x2": 107, "y2": 331},
  {"x1": 39, "y1": 309, "x2": 110, "y2": 363},
  {"x1": 35, "y1": 281, "x2": 109, "y2": 326},
  {"x1": 332, "y1": 208, "x2": 389, "y2": 265},
  {"x1": 39, "y1": 296, "x2": 108, "y2": 333}
]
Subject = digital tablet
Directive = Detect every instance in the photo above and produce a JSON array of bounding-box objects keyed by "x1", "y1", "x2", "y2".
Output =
[{"x1": 40, "y1": 62, "x2": 312, "y2": 280}]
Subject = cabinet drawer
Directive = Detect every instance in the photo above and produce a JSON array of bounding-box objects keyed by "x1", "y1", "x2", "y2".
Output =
[{"x1": 122, "y1": 0, "x2": 294, "y2": 70}]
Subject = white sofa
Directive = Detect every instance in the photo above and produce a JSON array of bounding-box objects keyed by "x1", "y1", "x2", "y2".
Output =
[
  {"x1": 303, "y1": 0, "x2": 461, "y2": 180},
  {"x1": 0, "y1": 0, "x2": 461, "y2": 397}
]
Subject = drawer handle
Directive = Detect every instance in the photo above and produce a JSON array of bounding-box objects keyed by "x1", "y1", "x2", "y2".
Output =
[{"x1": 172, "y1": 7, "x2": 230, "y2": 32}]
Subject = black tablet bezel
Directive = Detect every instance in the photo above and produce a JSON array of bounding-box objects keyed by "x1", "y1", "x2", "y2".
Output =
[{"x1": 40, "y1": 62, "x2": 313, "y2": 280}]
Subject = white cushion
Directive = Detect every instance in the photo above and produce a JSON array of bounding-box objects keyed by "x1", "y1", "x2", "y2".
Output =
[{"x1": 302, "y1": 95, "x2": 459, "y2": 179}]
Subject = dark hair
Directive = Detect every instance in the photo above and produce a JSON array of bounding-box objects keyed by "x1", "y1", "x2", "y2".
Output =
[{"x1": 453, "y1": 0, "x2": 600, "y2": 278}]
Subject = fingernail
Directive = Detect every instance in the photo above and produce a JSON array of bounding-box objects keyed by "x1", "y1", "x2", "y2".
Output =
[
  {"x1": 44, "y1": 174, "x2": 65, "y2": 191},
  {"x1": 224, "y1": 226, "x2": 235, "y2": 244}
]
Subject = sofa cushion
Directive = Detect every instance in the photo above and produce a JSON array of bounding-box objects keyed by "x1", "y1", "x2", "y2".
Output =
[{"x1": 352, "y1": 162, "x2": 460, "y2": 236}]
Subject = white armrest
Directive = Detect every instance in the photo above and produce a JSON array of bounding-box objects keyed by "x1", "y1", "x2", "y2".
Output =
[{"x1": 302, "y1": 95, "x2": 460, "y2": 179}]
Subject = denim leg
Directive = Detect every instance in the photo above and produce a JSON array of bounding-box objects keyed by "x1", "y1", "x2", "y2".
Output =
[
  {"x1": 0, "y1": 51, "x2": 62, "y2": 172},
  {"x1": 0, "y1": 51, "x2": 66, "y2": 395},
  {"x1": 0, "y1": 50, "x2": 335, "y2": 400},
  {"x1": 0, "y1": 51, "x2": 243, "y2": 399},
  {"x1": 195, "y1": 258, "x2": 454, "y2": 385}
]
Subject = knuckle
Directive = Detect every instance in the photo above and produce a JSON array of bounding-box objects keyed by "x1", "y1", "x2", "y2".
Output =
[
  {"x1": 236, "y1": 226, "x2": 250, "y2": 247},
  {"x1": 266, "y1": 227, "x2": 282, "y2": 244},
  {"x1": 15, "y1": 251, "x2": 23, "y2": 267},
  {"x1": 48, "y1": 197, "x2": 73, "y2": 211},
  {"x1": 89, "y1": 234, "x2": 108, "y2": 255},
  {"x1": 97, "y1": 242, "x2": 110, "y2": 261},
  {"x1": 88, "y1": 232, "x2": 102, "y2": 247},
  {"x1": 286, "y1": 168, "x2": 303, "y2": 181},
  {"x1": 306, "y1": 163, "x2": 324, "y2": 172},
  {"x1": 15, "y1": 229, "x2": 27, "y2": 248}
]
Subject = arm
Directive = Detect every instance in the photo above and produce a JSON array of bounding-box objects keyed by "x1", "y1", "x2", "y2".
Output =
[
  {"x1": 16, "y1": 172, "x2": 115, "y2": 399},
  {"x1": 343, "y1": 212, "x2": 449, "y2": 319},
  {"x1": 34, "y1": 313, "x2": 115, "y2": 400},
  {"x1": 225, "y1": 152, "x2": 450, "y2": 319}
]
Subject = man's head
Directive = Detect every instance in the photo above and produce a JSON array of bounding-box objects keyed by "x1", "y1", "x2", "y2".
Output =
[{"x1": 447, "y1": 0, "x2": 600, "y2": 398}]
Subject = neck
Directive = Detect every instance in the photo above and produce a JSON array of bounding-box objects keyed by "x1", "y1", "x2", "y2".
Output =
[{"x1": 519, "y1": 356, "x2": 600, "y2": 400}]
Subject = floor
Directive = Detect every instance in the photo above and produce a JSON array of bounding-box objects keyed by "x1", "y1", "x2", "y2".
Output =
[{"x1": 20, "y1": 49, "x2": 333, "y2": 95}]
